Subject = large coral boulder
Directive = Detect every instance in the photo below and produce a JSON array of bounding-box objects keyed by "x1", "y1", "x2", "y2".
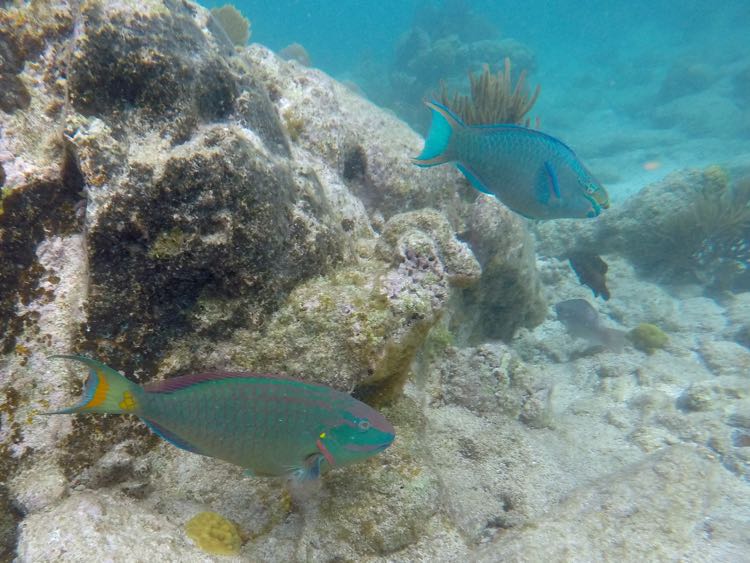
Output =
[{"x1": 1, "y1": 0, "x2": 547, "y2": 560}]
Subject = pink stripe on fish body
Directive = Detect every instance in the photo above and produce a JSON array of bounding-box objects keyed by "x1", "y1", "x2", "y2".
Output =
[{"x1": 139, "y1": 374, "x2": 363, "y2": 476}]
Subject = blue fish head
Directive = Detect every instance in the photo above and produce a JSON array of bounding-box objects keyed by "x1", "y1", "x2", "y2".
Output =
[
  {"x1": 580, "y1": 178, "x2": 610, "y2": 217},
  {"x1": 322, "y1": 401, "x2": 395, "y2": 468}
]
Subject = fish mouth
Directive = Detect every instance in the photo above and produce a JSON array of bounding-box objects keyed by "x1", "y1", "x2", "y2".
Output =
[
  {"x1": 374, "y1": 440, "x2": 393, "y2": 452},
  {"x1": 343, "y1": 436, "x2": 395, "y2": 454}
]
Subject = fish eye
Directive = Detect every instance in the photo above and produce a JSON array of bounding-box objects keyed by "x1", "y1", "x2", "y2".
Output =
[{"x1": 357, "y1": 419, "x2": 371, "y2": 431}]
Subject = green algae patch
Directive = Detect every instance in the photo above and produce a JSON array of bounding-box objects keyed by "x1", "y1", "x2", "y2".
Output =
[
  {"x1": 147, "y1": 227, "x2": 191, "y2": 259},
  {"x1": 185, "y1": 511, "x2": 242, "y2": 556},
  {"x1": 628, "y1": 323, "x2": 669, "y2": 354}
]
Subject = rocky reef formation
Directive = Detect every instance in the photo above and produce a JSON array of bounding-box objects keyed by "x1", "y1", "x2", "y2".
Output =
[
  {"x1": 1, "y1": 1, "x2": 547, "y2": 559},
  {"x1": 4, "y1": 1, "x2": 749, "y2": 561},
  {"x1": 536, "y1": 166, "x2": 750, "y2": 292}
]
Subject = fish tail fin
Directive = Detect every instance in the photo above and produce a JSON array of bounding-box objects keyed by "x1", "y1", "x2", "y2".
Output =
[
  {"x1": 412, "y1": 100, "x2": 464, "y2": 167},
  {"x1": 601, "y1": 329, "x2": 627, "y2": 353},
  {"x1": 43, "y1": 355, "x2": 143, "y2": 415}
]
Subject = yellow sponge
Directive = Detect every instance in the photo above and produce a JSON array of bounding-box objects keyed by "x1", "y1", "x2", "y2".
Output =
[{"x1": 185, "y1": 511, "x2": 242, "y2": 556}]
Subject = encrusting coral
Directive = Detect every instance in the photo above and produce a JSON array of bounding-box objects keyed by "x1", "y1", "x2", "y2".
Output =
[
  {"x1": 438, "y1": 57, "x2": 540, "y2": 126},
  {"x1": 628, "y1": 323, "x2": 669, "y2": 355},
  {"x1": 184, "y1": 511, "x2": 242, "y2": 555}
]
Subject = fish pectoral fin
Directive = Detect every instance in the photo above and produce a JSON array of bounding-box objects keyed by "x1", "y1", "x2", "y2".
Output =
[
  {"x1": 535, "y1": 161, "x2": 562, "y2": 205},
  {"x1": 456, "y1": 163, "x2": 493, "y2": 195},
  {"x1": 287, "y1": 453, "x2": 325, "y2": 484},
  {"x1": 142, "y1": 418, "x2": 203, "y2": 455}
]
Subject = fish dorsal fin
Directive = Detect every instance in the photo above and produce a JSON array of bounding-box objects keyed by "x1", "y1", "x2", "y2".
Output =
[
  {"x1": 143, "y1": 418, "x2": 204, "y2": 454},
  {"x1": 472, "y1": 122, "x2": 579, "y2": 156},
  {"x1": 144, "y1": 372, "x2": 297, "y2": 394}
]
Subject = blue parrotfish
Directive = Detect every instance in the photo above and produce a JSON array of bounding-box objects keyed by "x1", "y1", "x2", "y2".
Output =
[
  {"x1": 44, "y1": 355, "x2": 395, "y2": 482},
  {"x1": 413, "y1": 100, "x2": 610, "y2": 219}
]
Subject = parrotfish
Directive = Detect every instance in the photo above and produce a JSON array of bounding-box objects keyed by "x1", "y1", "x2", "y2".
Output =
[
  {"x1": 568, "y1": 252, "x2": 611, "y2": 300},
  {"x1": 555, "y1": 299, "x2": 626, "y2": 352},
  {"x1": 44, "y1": 356, "x2": 395, "y2": 482},
  {"x1": 413, "y1": 100, "x2": 610, "y2": 219}
]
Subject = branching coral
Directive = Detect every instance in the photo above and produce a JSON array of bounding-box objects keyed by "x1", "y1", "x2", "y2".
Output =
[
  {"x1": 438, "y1": 57, "x2": 540, "y2": 125},
  {"x1": 210, "y1": 4, "x2": 251, "y2": 46}
]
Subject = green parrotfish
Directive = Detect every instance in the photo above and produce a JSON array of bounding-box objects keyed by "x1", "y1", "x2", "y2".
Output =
[
  {"x1": 413, "y1": 100, "x2": 610, "y2": 219},
  {"x1": 45, "y1": 356, "x2": 395, "y2": 481}
]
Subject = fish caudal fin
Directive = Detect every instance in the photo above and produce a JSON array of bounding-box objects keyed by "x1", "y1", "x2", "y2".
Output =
[
  {"x1": 601, "y1": 329, "x2": 627, "y2": 353},
  {"x1": 412, "y1": 100, "x2": 463, "y2": 167},
  {"x1": 44, "y1": 355, "x2": 143, "y2": 415}
]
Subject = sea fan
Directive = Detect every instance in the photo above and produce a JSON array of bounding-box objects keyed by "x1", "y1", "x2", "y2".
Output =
[{"x1": 210, "y1": 4, "x2": 251, "y2": 46}]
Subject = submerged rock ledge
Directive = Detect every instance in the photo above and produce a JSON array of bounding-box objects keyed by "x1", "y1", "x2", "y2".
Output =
[{"x1": 3, "y1": 1, "x2": 748, "y2": 561}]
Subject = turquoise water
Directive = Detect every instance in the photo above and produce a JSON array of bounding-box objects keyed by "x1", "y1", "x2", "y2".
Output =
[
  {"x1": 204, "y1": 1, "x2": 749, "y2": 76},
  {"x1": 206, "y1": 0, "x2": 750, "y2": 201},
  {"x1": 2, "y1": 1, "x2": 750, "y2": 560}
]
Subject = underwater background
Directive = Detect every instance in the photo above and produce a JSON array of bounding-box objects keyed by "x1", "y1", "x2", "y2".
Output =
[
  {"x1": 208, "y1": 0, "x2": 750, "y2": 201},
  {"x1": 0, "y1": 0, "x2": 749, "y2": 561}
]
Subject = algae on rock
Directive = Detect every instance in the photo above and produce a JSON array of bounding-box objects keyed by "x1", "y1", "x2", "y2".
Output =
[
  {"x1": 455, "y1": 196, "x2": 547, "y2": 343},
  {"x1": 1, "y1": 1, "x2": 557, "y2": 560},
  {"x1": 232, "y1": 209, "x2": 482, "y2": 400}
]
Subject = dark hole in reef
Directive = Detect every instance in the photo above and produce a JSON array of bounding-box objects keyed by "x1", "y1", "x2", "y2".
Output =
[
  {"x1": 0, "y1": 486, "x2": 22, "y2": 562},
  {"x1": 0, "y1": 74, "x2": 30, "y2": 113},
  {"x1": 732, "y1": 429, "x2": 750, "y2": 447},
  {"x1": 196, "y1": 65, "x2": 238, "y2": 120},
  {"x1": 343, "y1": 145, "x2": 367, "y2": 181},
  {"x1": 0, "y1": 163, "x2": 5, "y2": 187}
]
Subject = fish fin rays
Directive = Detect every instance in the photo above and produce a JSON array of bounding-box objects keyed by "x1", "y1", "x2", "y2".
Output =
[
  {"x1": 142, "y1": 418, "x2": 204, "y2": 455},
  {"x1": 535, "y1": 161, "x2": 563, "y2": 206},
  {"x1": 456, "y1": 163, "x2": 493, "y2": 195},
  {"x1": 412, "y1": 99, "x2": 463, "y2": 167},
  {"x1": 44, "y1": 355, "x2": 142, "y2": 415},
  {"x1": 286, "y1": 453, "x2": 326, "y2": 484}
]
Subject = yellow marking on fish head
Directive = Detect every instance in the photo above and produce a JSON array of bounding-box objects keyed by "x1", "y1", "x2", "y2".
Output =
[
  {"x1": 119, "y1": 390, "x2": 137, "y2": 411},
  {"x1": 85, "y1": 369, "x2": 110, "y2": 409},
  {"x1": 319, "y1": 432, "x2": 326, "y2": 439}
]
